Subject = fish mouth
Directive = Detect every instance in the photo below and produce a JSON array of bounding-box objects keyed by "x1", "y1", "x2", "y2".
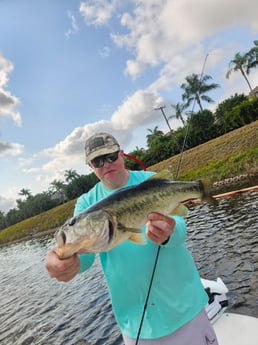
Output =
[{"x1": 56, "y1": 229, "x2": 67, "y2": 247}]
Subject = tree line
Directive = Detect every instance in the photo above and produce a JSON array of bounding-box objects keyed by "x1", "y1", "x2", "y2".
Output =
[
  {"x1": 0, "y1": 172, "x2": 99, "y2": 230},
  {"x1": 0, "y1": 41, "x2": 257, "y2": 230},
  {"x1": 125, "y1": 93, "x2": 257, "y2": 169}
]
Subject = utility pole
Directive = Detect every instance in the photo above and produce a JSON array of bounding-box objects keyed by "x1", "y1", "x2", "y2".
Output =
[{"x1": 154, "y1": 106, "x2": 173, "y2": 132}]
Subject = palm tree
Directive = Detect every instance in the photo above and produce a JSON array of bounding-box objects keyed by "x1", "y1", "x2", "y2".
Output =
[
  {"x1": 246, "y1": 40, "x2": 258, "y2": 74},
  {"x1": 170, "y1": 102, "x2": 188, "y2": 126},
  {"x1": 181, "y1": 73, "x2": 220, "y2": 111},
  {"x1": 49, "y1": 179, "x2": 66, "y2": 193},
  {"x1": 146, "y1": 126, "x2": 164, "y2": 148},
  {"x1": 226, "y1": 52, "x2": 253, "y2": 91},
  {"x1": 64, "y1": 169, "x2": 80, "y2": 182},
  {"x1": 18, "y1": 188, "x2": 31, "y2": 199}
]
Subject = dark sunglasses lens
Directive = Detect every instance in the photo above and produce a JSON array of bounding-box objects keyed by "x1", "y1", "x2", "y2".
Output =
[
  {"x1": 91, "y1": 157, "x2": 104, "y2": 168},
  {"x1": 106, "y1": 152, "x2": 119, "y2": 163},
  {"x1": 91, "y1": 151, "x2": 119, "y2": 168}
]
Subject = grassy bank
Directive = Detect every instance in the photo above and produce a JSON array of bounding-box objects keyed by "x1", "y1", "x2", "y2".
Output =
[
  {"x1": 1, "y1": 121, "x2": 257, "y2": 245},
  {"x1": 149, "y1": 120, "x2": 258, "y2": 183},
  {"x1": 0, "y1": 199, "x2": 76, "y2": 245}
]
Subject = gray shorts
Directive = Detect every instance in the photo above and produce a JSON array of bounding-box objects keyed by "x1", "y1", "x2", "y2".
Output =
[{"x1": 122, "y1": 309, "x2": 219, "y2": 345}]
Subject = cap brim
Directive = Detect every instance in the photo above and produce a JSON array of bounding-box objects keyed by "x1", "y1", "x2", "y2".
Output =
[{"x1": 86, "y1": 145, "x2": 120, "y2": 163}]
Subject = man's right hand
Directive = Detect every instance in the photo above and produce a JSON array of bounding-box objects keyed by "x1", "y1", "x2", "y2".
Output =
[{"x1": 45, "y1": 248, "x2": 80, "y2": 282}]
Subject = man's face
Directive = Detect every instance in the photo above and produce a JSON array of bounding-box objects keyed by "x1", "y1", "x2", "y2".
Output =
[{"x1": 89, "y1": 150, "x2": 127, "y2": 189}]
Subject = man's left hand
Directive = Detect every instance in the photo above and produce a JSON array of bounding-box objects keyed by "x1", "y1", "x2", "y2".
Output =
[{"x1": 146, "y1": 212, "x2": 175, "y2": 244}]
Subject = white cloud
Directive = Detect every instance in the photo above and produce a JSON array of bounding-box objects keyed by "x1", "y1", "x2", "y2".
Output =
[
  {"x1": 111, "y1": 0, "x2": 258, "y2": 79},
  {"x1": 0, "y1": 141, "x2": 24, "y2": 157},
  {"x1": 0, "y1": 195, "x2": 16, "y2": 213},
  {"x1": 111, "y1": 89, "x2": 163, "y2": 129},
  {"x1": 42, "y1": 90, "x2": 162, "y2": 157},
  {"x1": 0, "y1": 89, "x2": 21, "y2": 126},
  {"x1": 125, "y1": 60, "x2": 145, "y2": 79},
  {"x1": 98, "y1": 46, "x2": 111, "y2": 58},
  {"x1": 0, "y1": 52, "x2": 14, "y2": 87},
  {"x1": 80, "y1": 0, "x2": 121, "y2": 26},
  {"x1": 18, "y1": 88, "x2": 163, "y2": 189},
  {"x1": 65, "y1": 10, "x2": 79, "y2": 38},
  {"x1": 0, "y1": 186, "x2": 20, "y2": 213},
  {"x1": 0, "y1": 52, "x2": 21, "y2": 126}
]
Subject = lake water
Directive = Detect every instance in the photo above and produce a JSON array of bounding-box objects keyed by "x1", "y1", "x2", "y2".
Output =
[{"x1": 0, "y1": 191, "x2": 257, "y2": 345}]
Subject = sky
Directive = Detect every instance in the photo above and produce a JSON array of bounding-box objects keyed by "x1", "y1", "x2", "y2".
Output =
[{"x1": 0, "y1": 0, "x2": 258, "y2": 213}]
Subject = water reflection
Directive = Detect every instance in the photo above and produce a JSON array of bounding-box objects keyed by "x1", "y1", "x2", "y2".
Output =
[{"x1": 0, "y1": 192, "x2": 257, "y2": 345}]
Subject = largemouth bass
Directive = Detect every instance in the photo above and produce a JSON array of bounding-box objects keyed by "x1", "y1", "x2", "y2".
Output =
[{"x1": 55, "y1": 175, "x2": 217, "y2": 259}]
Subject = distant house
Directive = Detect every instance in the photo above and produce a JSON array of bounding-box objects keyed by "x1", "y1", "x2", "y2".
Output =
[
  {"x1": 249, "y1": 85, "x2": 258, "y2": 97},
  {"x1": 51, "y1": 191, "x2": 66, "y2": 204}
]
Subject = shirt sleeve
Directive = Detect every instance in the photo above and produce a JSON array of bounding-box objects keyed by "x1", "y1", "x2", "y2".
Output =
[
  {"x1": 78, "y1": 253, "x2": 96, "y2": 273},
  {"x1": 74, "y1": 194, "x2": 96, "y2": 272},
  {"x1": 74, "y1": 192, "x2": 93, "y2": 216}
]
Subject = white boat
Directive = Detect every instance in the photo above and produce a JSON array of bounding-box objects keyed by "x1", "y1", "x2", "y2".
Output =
[{"x1": 202, "y1": 278, "x2": 258, "y2": 345}]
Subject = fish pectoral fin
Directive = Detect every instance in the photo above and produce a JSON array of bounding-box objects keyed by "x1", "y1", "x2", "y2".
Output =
[
  {"x1": 129, "y1": 232, "x2": 146, "y2": 244},
  {"x1": 170, "y1": 203, "x2": 189, "y2": 217},
  {"x1": 117, "y1": 224, "x2": 146, "y2": 244},
  {"x1": 117, "y1": 223, "x2": 141, "y2": 233}
]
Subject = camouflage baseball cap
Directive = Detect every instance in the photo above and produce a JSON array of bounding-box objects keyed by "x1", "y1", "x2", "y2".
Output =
[{"x1": 85, "y1": 132, "x2": 120, "y2": 163}]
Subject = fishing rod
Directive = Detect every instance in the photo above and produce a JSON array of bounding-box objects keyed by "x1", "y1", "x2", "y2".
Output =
[
  {"x1": 134, "y1": 53, "x2": 210, "y2": 345},
  {"x1": 175, "y1": 53, "x2": 209, "y2": 178}
]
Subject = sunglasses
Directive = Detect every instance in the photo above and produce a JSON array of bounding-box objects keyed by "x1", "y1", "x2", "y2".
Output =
[{"x1": 91, "y1": 151, "x2": 120, "y2": 168}]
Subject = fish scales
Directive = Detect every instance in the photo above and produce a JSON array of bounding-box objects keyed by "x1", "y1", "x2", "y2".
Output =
[
  {"x1": 55, "y1": 177, "x2": 217, "y2": 258},
  {"x1": 86, "y1": 180, "x2": 177, "y2": 226}
]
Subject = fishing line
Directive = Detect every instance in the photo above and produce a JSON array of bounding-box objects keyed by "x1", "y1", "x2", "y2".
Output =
[
  {"x1": 134, "y1": 246, "x2": 161, "y2": 344},
  {"x1": 134, "y1": 53, "x2": 209, "y2": 345}
]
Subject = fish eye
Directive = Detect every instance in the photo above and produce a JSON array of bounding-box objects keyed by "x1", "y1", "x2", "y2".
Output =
[{"x1": 69, "y1": 217, "x2": 76, "y2": 226}]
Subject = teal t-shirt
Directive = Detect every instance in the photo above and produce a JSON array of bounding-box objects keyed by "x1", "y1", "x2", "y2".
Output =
[{"x1": 74, "y1": 170, "x2": 208, "y2": 339}]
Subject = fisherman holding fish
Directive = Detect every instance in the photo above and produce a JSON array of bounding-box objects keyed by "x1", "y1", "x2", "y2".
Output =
[{"x1": 45, "y1": 132, "x2": 219, "y2": 345}]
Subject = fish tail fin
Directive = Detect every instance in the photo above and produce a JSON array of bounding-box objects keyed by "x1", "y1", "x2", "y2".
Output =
[{"x1": 199, "y1": 180, "x2": 218, "y2": 206}]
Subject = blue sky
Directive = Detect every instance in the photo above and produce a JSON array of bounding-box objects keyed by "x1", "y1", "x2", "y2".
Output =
[{"x1": 0, "y1": 0, "x2": 257, "y2": 213}]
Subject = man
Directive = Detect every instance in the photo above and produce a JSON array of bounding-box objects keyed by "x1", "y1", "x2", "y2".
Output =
[{"x1": 45, "y1": 132, "x2": 219, "y2": 345}]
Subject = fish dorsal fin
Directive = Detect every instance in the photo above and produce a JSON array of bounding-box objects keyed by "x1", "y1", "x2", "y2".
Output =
[{"x1": 148, "y1": 169, "x2": 174, "y2": 181}]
